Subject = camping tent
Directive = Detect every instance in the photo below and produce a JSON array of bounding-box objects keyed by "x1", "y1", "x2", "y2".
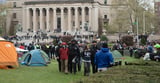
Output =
[
  {"x1": 21, "y1": 49, "x2": 50, "y2": 66},
  {"x1": 0, "y1": 37, "x2": 18, "y2": 69},
  {"x1": 111, "y1": 50, "x2": 123, "y2": 62}
]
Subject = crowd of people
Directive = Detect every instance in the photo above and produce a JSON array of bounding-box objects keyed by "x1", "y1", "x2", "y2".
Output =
[
  {"x1": 12, "y1": 35, "x2": 160, "y2": 76},
  {"x1": 14, "y1": 39, "x2": 114, "y2": 76}
]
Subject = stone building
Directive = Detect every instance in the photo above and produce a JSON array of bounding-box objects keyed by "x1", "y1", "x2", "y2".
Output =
[{"x1": 6, "y1": 0, "x2": 112, "y2": 35}]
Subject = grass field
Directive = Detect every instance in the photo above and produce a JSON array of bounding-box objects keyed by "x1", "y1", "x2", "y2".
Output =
[
  {"x1": 75, "y1": 56, "x2": 160, "y2": 83},
  {"x1": 1, "y1": 56, "x2": 160, "y2": 83},
  {"x1": 0, "y1": 60, "x2": 83, "y2": 83}
]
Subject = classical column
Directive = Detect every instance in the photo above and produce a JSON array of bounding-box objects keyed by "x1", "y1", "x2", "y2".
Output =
[
  {"x1": 53, "y1": 8, "x2": 57, "y2": 31},
  {"x1": 89, "y1": 7, "x2": 92, "y2": 31},
  {"x1": 75, "y1": 7, "x2": 78, "y2": 31},
  {"x1": 68, "y1": 7, "x2": 71, "y2": 32},
  {"x1": 39, "y1": 8, "x2": 43, "y2": 31},
  {"x1": 33, "y1": 8, "x2": 37, "y2": 32},
  {"x1": 26, "y1": 8, "x2": 30, "y2": 31},
  {"x1": 81, "y1": 7, "x2": 85, "y2": 31},
  {"x1": 61, "y1": 7, "x2": 64, "y2": 32},
  {"x1": 46, "y1": 8, "x2": 50, "y2": 31},
  {"x1": 94, "y1": 7, "x2": 99, "y2": 32},
  {"x1": 22, "y1": 6, "x2": 26, "y2": 31}
]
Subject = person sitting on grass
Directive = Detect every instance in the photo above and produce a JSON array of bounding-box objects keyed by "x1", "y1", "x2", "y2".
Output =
[{"x1": 95, "y1": 43, "x2": 114, "y2": 72}]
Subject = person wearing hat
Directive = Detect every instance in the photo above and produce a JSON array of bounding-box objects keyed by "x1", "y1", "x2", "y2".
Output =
[
  {"x1": 59, "y1": 42, "x2": 69, "y2": 74},
  {"x1": 95, "y1": 43, "x2": 114, "y2": 72}
]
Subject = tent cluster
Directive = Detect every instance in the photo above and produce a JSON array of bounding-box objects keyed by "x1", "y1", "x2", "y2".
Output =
[
  {"x1": 0, "y1": 36, "x2": 123, "y2": 69},
  {"x1": 0, "y1": 37, "x2": 50, "y2": 69}
]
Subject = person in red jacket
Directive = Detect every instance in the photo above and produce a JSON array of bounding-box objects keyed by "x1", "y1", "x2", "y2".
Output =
[{"x1": 59, "y1": 42, "x2": 69, "y2": 74}]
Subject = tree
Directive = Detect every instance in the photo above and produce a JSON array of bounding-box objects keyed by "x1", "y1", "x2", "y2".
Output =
[{"x1": 110, "y1": 0, "x2": 156, "y2": 34}]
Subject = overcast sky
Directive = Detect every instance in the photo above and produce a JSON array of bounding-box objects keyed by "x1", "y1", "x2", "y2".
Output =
[{"x1": 0, "y1": 0, "x2": 6, "y2": 3}]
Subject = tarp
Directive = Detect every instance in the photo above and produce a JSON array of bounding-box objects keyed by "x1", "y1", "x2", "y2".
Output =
[
  {"x1": 0, "y1": 37, "x2": 18, "y2": 69},
  {"x1": 21, "y1": 49, "x2": 50, "y2": 66}
]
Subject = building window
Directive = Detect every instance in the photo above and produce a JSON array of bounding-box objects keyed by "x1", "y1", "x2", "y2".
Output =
[
  {"x1": 73, "y1": 21, "x2": 75, "y2": 26},
  {"x1": 13, "y1": 2, "x2": 16, "y2": 8},
  {"x1": 104, "y1": 0, "x2": 107, "y2": 5},
  {"x1": 72, "y1": 11, "x2": 75, "y2": 15},
  {"x1": 13, "y1": 13, "x2": 16, "y2": 18},
  {"x1": 86, "y1": 9, "x2": 88, "y2": 15},
  {"x1": 104, "y1": 15, "x2": 107, "y2": 19}
]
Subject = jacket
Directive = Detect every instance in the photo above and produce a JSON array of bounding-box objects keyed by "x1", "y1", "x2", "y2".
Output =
[
  {"x1": 95, "y1": 48, "x2": 114, "y2": 68},
  {"x1": 59, "y1": 47, "x2": 69, "y2": 60}
]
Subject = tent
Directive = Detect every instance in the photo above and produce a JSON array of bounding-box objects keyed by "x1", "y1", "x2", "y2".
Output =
[
  {"x1": 21, "y1": 49, "x2": 50, "y2": 66},
  {"x1": 111, "y1": 50, "x2": 123, "y2": 62},
  {"x1": 0, "y1": 37, "x2": 18, "y2": 69},
  {"x1": 16, "y1": 47, "x2": 28, "y2": 52}
]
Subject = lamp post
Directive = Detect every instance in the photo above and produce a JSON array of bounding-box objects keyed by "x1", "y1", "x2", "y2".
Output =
[
  {"x1": 143, "y1": 11, "x2": 146, "y2": 35},
  {"x1": 136, "y1": 18, "x2": 139, "y2": 47}
]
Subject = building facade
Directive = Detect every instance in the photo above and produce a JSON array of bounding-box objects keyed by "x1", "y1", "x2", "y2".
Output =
[{"x1": 6, "y1": 0, "x2": 112, "y2": 35}]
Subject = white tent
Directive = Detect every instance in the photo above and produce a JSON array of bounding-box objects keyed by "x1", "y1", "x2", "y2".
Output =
[
  {"x1": 0, "y1": 37, "x2": 5, "y2": 40},
  {"x1": 16, "y1": 47, "x2": 28, "y2": 52}
]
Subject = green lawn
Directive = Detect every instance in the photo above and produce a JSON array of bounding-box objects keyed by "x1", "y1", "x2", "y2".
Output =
[
  {"x1": 0, "y1": 60, "x2": 83, "y2": 83},
  {"x1": 75, "y1": 56, "x2": 160, "y2": 83},
  {"x1": 1, "y1": 56, "x2": 158, "y2": 83}
]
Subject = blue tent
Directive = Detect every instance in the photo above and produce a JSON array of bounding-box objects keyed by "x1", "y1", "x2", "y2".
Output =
[{"x1": 21, "y1": 49, "x2": 50, "y2": 66}]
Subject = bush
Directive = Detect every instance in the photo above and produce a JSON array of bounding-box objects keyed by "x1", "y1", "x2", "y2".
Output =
[
  {"x1": 61, "y1": 36, "x2": 73, "y2": 43},
  {"x1": 121, "y1": 35, "x2": 134, "y2": 46},
  {"x1": 100, "y1": 35, "x2": 108, "y2": 41}
]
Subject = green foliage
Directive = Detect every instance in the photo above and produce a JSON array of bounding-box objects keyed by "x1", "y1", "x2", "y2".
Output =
[
  {"x1": 100, "y1": 35, "x2": 108, "y2": 41},
  {"x1": 121, "y1": 35, "x2": 134, "y2": 46},
  {"x1": 139, "y1": 35, "x2": 148, "y2": 45},
  {"x1": 140, "y1": 37, "x2": 146, "y2": 45},
  {"x1": 0, "y1": 26, "x2": 2, "y2": 35}
]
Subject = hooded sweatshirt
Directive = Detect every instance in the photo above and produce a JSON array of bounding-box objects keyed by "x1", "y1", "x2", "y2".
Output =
[{"x1": 95, "y1": 48, "x2": 114, "y2": 68}]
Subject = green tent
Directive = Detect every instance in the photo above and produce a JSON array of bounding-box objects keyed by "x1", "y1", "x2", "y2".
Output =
[
  {"x1": 111, "y1": 50, "x2": 123, "y2": 62},
  {"x1": 154, "y1": 44, "x2": 160, "y2": 48}
]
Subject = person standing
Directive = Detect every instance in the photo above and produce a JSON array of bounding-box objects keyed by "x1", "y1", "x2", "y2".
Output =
[
  {"x1": 95, "y1": 43, "x2": 114, "y2": 72},
  {"x1": 55, "y1": 43, "x2": 61, "y2": 72},
  {"x1": 82, "y1": 45, "x2": 91, "y2": 76},
  {"x1": 90, "y1": 41, "x2": 98, "y2": 73},
  {"x1": 59, "y1": 42, "x2": 69, "y2": 74},
  {"x1": 68, "y1": 40, "x2": 80, "y2": 74}
]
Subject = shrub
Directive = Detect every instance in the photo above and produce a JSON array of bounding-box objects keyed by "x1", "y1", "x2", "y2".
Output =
[
  {"x1": 61, "y1": 36, "x2": 73, "y2": 43},
  {"x1": 121, "y1": 35, "x2": 134, "y2": 46},
  {"x1": 100, "y1": 35, "x2": 108, "y2": 41}
]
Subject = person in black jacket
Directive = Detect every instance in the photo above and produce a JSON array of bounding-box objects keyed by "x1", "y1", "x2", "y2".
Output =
[
  {"x1": 55, "y1": 44, "x2": 61, "y2": 72},
  {"x1": 50, "y1": 43, "x2": 55, "y2": 59},
  {"x1": 90, "y1": 41, "x2": 98, "y2": 73},
  {"x1": 68, "y1": 40, "x2": 80, "y2": 74}
]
